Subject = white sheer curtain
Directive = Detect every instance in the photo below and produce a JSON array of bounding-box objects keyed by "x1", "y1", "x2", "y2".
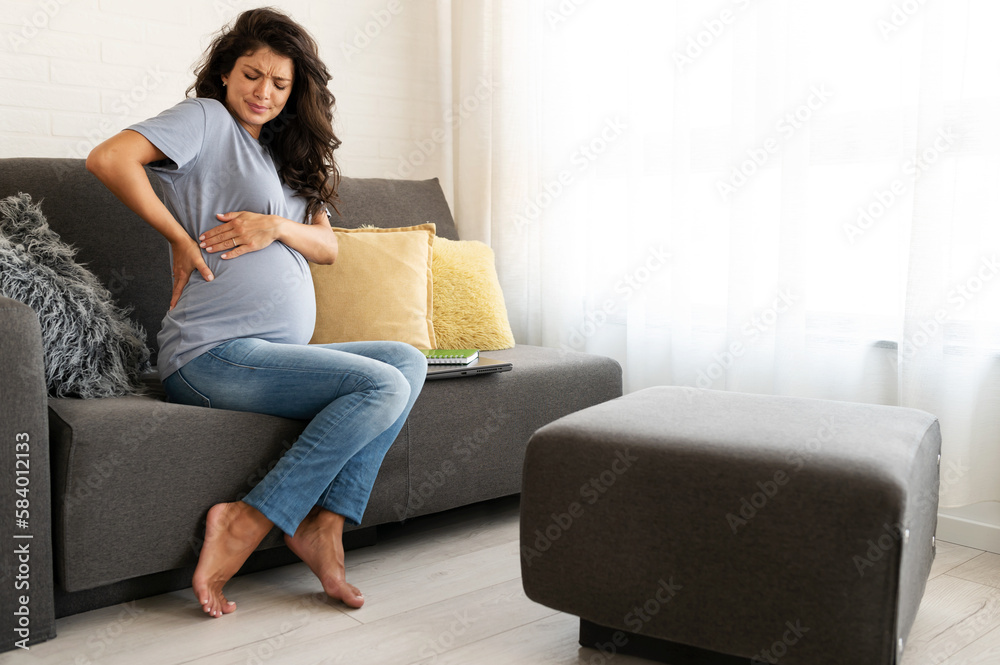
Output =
[{"x1": 447, "y1": 0, "x2": 1000, "y2": 509}]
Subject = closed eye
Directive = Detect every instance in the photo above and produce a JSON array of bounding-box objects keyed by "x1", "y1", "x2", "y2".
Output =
[{"x1": 244, "y1": 72, "x2": 287, "y2": 91}]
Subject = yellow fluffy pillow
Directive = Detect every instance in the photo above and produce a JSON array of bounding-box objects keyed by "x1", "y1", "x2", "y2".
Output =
[
  {"x1": 431, "y1": 237, "x2": 515, "y2": 350},
  {"x1": 309, "y1": 223, "x2": 437, "y2": 349}
]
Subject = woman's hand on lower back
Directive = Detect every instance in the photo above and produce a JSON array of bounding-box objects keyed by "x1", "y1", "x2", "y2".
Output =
[
  {"x1": 170, "y1": 236, "x2": 214, "y2": 310},
  {"x1": 200, "y1": 211, "x2": 283, "y2": 260}
]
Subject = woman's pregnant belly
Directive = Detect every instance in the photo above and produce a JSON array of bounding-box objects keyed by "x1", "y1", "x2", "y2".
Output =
[{"x1": 176, "y1": 241, "x2": 316, "y2": 345}]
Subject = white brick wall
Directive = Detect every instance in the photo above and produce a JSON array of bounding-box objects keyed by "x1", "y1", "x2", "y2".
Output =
[{"x1": 0, "y1": 0, "x2": 452, "y2": 195}]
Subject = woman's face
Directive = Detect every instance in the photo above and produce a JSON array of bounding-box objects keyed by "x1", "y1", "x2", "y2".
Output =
[{"x1": 222, "y1": 47, "x2": 294, "y2": 140}]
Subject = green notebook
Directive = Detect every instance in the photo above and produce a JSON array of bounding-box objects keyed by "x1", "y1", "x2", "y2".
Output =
[{"x1": 420, "y1": 349, "x2": 480, "y2": 365}]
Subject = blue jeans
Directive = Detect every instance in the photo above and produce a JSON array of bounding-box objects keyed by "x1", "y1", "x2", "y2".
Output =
[{"x1": 162, "y1": 338, "x2": 426, "y2": 535}]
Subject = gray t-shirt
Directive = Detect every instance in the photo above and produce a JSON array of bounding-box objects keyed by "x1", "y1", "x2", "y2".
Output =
[{"x1": 128, "y1": 97, "x2": 317, "y2": 380}]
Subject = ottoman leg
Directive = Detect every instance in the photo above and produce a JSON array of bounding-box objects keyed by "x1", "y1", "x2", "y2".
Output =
[{"x1": 580, "y1": 618, "x2": 754, "y2": 664}]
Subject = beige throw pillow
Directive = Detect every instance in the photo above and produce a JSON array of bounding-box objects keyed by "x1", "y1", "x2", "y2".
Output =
[{"x1": 309, "y1": 223, "x2": 437, "y2": 349}]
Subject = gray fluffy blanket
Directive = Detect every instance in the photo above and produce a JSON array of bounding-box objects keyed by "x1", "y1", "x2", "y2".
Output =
[{"x1": 0, "y1": 193, "x2": 150, "y2": 398}]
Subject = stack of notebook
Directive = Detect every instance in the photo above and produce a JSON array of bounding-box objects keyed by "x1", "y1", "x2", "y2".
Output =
[
  {"x1": 420, "y1": 349, "x2": 479, "y2": 365},
  {"x1": 419, "y1": 349, "x2": 513, "y2": 380}
]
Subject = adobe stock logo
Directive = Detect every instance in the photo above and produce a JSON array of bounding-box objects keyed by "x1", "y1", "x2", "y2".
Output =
[
  {"x1": 521, "y1": 449, "x2": 638, "y2": 568},
  {"x1": 716, "y1": 85, "x2": 833, "y2": 202},
  {"x1": 673, "y1": 0, "x2": 754, "y2": 73},
  {"x1": 545, "y1": 0, "x2": 590, "y2": 30},
  {"x1": 724, "y1": 416, "x2": 838, "y2": 534},
  {"x1": 852, "y1": 522, "x2": 906, "y2": 577},
  {"x1": 842, "y1": 126, "x2": 957, "y2": 244},
  {"x1": 514, "y1": 117, "x2": 628, "y2": 230},
  {"x1": 898, "y1": 255, "x2": 999, "y2": 361},
  {"x1": 340, "y1": 0, "x2": 404, "y2": 62},
  {"x1": 686, "y1": 288, "x2": 799, "y2": 395},
  {"x1": 65, "y1": 66, "x2": 169, "y2": 164},
  {"x1": 386, "y1": 77, "x2": 497, "y2": 180},
  {"x1": 584, "y1": 578, "x2": 683, "y2": 664},
  {"x1": 750, "y1": 620, "x2": 810, "y2": 664},
  {"x1": 877, "y1": 0, "x2": 928, "y2": 41},
  {"x1": 6, "y1": 0, "x2": 71, "y2": 51},
  {"x1": 558, "y1": 246, "x2": 671, "y2": 357}
]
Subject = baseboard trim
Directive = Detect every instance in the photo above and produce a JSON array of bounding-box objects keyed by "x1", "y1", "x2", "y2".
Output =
[{"x1": 937, "y1": 502, "x2": 1000, "y2": 554}]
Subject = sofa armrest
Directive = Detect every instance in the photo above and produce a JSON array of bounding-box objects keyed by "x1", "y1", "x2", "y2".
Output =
[{"x1": 0, "y1": 296, "x2": 56, "y2": 650}]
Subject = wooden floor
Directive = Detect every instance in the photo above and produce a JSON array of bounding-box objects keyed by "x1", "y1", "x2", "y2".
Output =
[{"x1": 8, "y1": 496, "x2": 1000, "y2": 665}]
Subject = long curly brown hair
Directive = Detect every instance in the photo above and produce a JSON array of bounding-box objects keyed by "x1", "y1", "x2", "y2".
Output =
[{"x1": 187, "y1": 7, "x2": 340, "y2": 219}]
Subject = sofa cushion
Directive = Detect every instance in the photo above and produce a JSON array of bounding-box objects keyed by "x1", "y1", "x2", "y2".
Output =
[
  {"x1": 48, "y1": 391, "x2": 409, "y2": 592},
  {"x1": 396, "y1": 344, "x2": 622, "y2": 520},
  {"x1": 48, "y1": 344, "x2": 622, "y2": 592},
  {"x1": 310, "y1": 224, "x2": 437, "y2": 348}
]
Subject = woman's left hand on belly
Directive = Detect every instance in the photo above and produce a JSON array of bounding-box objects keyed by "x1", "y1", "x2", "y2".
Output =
[{"x1": 200, "y1": 211, "x2": 286, "y2": 259}]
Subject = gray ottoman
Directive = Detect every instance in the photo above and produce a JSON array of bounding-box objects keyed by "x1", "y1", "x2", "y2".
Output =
[{"x1": 520, "y1": 386, "x2": 941, "y2": 665}]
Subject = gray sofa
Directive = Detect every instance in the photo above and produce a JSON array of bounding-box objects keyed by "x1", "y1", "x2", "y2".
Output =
[{"x1": 0, "y1": 157, "x2": 623, "y2": 651}]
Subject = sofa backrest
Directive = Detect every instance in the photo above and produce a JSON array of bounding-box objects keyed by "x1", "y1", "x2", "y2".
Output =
[{"x1": 0, "y1": 158, "x2": 457, "y2": 363}]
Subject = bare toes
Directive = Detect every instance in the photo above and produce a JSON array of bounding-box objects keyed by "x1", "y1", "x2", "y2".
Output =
[
  {"x1": 191, "y1": 502, "x2": 271, "y2": 618},
  {"x1": 329, "y1": 580, "x2": 364, "y2": 608}
]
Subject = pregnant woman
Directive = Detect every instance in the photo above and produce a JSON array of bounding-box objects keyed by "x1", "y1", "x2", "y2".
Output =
[{"x1": 87, "y1": 8, "x2": 425, "y2": 618}]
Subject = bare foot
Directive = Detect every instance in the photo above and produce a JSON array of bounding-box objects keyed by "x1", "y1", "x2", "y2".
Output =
[
  {"x1": 192, "y1": 502, "x2": 273, "y2": 618},
  {"x1": 284, "y1": 509, "x2": 364, "y2": 608}
]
